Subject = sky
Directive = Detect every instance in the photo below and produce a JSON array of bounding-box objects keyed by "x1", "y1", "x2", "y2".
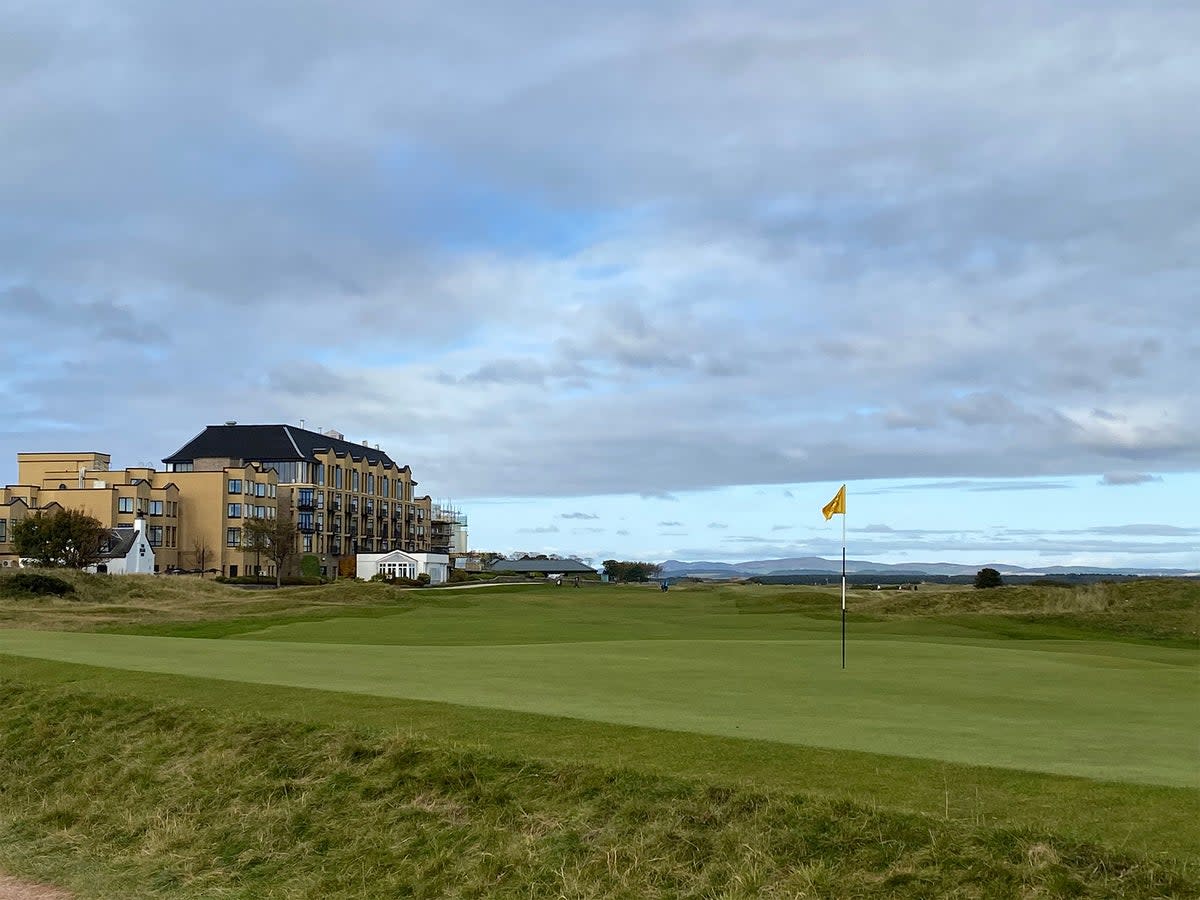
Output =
[{"x1": 2, "y1": 2, "x2": 1197, "y2": 570}]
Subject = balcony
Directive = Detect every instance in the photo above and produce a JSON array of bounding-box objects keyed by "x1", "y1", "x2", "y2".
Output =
[
  {"x1": 296, "y1": 499, "x2": 315, "y2": 511},
  {"x1": 330, "y1": 501, "x2": 341, "y2": 512}
]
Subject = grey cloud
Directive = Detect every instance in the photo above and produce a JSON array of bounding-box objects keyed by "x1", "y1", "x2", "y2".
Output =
[
  {"x1": 770, "y1": 525, "x2": 793, "y2": 532},
  {"x1": 517, "y1": 525, "x2": 560, "y2": 534},
  {"x1": 559, "y1": 512, "x2": 600, "y2": 520},
  {"x1": 707, "y1": 522, "x2": 728, "y2": 529},
  {"x1": 2, "y1": 1, "x2": 1198, "y2": 505},
  {"x1": 1100, "y1": 472, "x2": 1162, "y2": 486},
  {"x1": 1088, "y1": 524, "x2": 1199, "y2": 536},
  {"x1": 946, "y1": 392, "x2": 1039, "y2": 428},
  {"x1": 265, "y1": 361, "x2": 369, "y2": 398},
  {"x1": 658, "y1": 521, "x2": 684, "y2": 527},
  {"x1": 2, "y1": 284, "x2": 165, "y2": 344}
]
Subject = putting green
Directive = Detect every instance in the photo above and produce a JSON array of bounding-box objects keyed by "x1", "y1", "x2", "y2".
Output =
[{"x1": 0, "y1": 627, "x2": 1193, "y2": 787}]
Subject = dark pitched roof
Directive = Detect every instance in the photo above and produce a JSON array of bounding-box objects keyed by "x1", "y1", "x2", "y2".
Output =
[
  {"x1": 163, "y1": 424, "x2": 399, "y2": 469},
  {"x1": 488, "y1": 558, "x2": 597, "y2": 574},
  {"x1": 100, "y1": 527, "x2": 138, "y2": 559}
]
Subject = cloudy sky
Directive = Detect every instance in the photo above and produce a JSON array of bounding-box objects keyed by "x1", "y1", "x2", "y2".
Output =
[{"x1": 3, "y1": 1, "x2": 1197, "y2": 569}]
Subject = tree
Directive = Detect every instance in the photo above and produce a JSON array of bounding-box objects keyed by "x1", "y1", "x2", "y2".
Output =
[
  {"x1": 243, "y1": 511, "x2": 298, "y2": 588},
  {"x1": 974, "y1": 567, "x2": 1004, "y2": 589},
  {"x1": 602, "y1": 560, "x2": 663, "y2": 583},
  {"x1": 191, "y1": 538, "x2": 214, "y2": 577},
  {"x1": 12, "y1": 509, "x2": 107, "y2": 570}
]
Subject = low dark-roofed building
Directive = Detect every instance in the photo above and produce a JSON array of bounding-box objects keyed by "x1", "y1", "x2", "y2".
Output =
[{"x1": 489, "y1": 558, "x2": 597, "y2": 575}]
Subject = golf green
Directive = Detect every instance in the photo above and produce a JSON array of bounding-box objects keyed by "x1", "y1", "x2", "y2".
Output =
[{"x1": 0, "y1": 624, "x2": 1193, "y2": 787}]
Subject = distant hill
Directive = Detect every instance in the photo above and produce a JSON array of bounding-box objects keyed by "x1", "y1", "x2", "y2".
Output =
[{"x1": 657, "y1": 557, "x2": 1193, "y2": 578}]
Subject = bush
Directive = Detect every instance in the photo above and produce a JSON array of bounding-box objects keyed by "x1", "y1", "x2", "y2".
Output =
[
  {"x1": 0, "y1": 572, "x2": 76, "y2": 597},
  {"x1": 417, "y1": 573, "x2": 431, "y2": 586},
  {"x1": 974, "y1": 568, "x2": 1004, "y2": 589}
]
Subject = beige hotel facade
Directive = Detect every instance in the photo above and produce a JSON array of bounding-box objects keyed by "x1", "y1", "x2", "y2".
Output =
[{"x1": 1, "y1": 424, "x2": 463, "y2": 577}]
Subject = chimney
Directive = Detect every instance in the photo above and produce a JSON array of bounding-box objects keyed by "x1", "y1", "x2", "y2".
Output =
[
  {"x1": 78, "y1": 466, "x2": 86, "y2": 489},
  {"x1": 300, "y1": 418, "x2": 306, "y2": 430}
]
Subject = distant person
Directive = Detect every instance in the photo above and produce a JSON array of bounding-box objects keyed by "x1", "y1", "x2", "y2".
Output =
[
  {"x1": 573, "y1": 576, "x2": 580, "y2": 588},
  {"x1": 660, "y1": 580, "x2": 669, "y2": 592}
]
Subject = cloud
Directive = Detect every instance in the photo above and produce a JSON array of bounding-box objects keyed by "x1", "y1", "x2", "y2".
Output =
[
  {"x1": 707, "y1": 522, "x2": 728, "y2": 529},
  {"x1": 1100, "y1": 472, "x2": 1162, "y2": 486},
  {"x1": 559, "y1": 512, "x2": 600, "y2": 520},
  {"x1": 658, "y1": 521, "x2": 684, "y2": 527},
  {"x1": 517, "y1": 525, "x2": 560, "y2": 534},
  {"x1": 1, "y1": 1, "x2": 1197, "y2": 509}
]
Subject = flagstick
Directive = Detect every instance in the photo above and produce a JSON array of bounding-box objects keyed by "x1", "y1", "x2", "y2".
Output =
[{"x1": 841, "y1": 500, "x2": 846, "y2": 670}]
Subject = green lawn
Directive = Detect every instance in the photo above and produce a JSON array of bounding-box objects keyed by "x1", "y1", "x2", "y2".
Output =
[
  {"x1": 0, "y1": 623, "x2": 1193, "y2": 788},
  {"x1": 1, "y1": 580, "x2": 1197, "y2": 873}
]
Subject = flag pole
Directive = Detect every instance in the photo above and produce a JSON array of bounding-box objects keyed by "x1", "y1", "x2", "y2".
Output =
[{"x1": 841, "y1": 494, "x2": 846, "y2": 670}]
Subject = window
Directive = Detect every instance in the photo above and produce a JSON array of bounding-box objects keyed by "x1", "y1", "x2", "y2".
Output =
[
  {"x1": 367, "y1": 474, "x2": 374, "y2": 494},
  {"x1": 0, "y1": 519, "x2": 6, "y2": 542},
  {"x1": 227, "y1": 503, "x2": 242, "y2": 518},
  {"x1": 149, "y1": 500, "x2": 163, "y2": 516},
  {"x1": 352, "y1": 470, "x2": 360, "y2": 492},
  {"x1": 147, "y1": 526, "x2": 164, "y2": 547},
  {"x1": 334, "y1": 467, "x2": 343, "y2": 489},
  {"x1": 228, "y1": 479, "x2": 242, "y2": 494},
  {"x1": 316, "y1": 463, "x2": 325, "y2": 486},
  {"x1": 269, "y1": 483, "x2": 276, "y2": 499},
  {"x1": 166, "y1": 526, "x2": 177, "y2": 548},
  {"x1": 381, "y1": 478, "x2": 390, "y2": 498},
  {"x1": 302, "y1": 535, "x2": 313, "y2": 552},
  {"x1": 118, "y1": 497, "x2": 134, "y2": 513},
  {"x1": 226, "y1": 528, "x2": 241, "y2": 547},
  {"x1": 256, "y1": 482, "x2": 266, "y2": 498},
  {"x1": 171, "y1": 461, "x2": 194, "y2": 472}
]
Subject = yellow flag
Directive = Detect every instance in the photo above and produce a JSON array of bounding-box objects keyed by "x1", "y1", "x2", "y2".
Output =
[{"x1": 822, "y1": 484, "x2": 846, "y2": 520}]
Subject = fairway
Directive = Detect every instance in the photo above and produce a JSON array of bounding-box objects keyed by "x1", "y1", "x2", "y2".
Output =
[{"x1": 0, "y1": 585, "x2": 1194, "y2": 788}]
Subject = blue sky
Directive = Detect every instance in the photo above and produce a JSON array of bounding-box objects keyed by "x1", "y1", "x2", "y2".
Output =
[
  {"x1": 466, "y1": 475, "x2": 1200, "y2": 570},
  {"x1": 1, "y1": 1, "x2": 1197, "y2": 569}
]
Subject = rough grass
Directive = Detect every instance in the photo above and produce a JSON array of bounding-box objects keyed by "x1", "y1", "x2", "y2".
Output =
[
  {"x1": 0, "y1": 569, "x2": 425, "y2": 632},
  {"x1": 1, "y1": 682, "x2": 1195, "y2": 899}
]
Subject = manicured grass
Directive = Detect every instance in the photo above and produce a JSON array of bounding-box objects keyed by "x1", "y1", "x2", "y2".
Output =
[
  {"x1": 1, "y1": 589, "x2": 1193, "y2": 787},
  {"x1": 5, "y1": 654, "x2": 1196, "y2": 861},
  {"x1": 1, "y1": 628, "x2": 1193, "y2": 790},
  {"x1": 2, "y1": 577, "x2": 1196, "y2": 895},
  {"x1": 1, "y1": 682, "x2": 1196, "y2": 899}
]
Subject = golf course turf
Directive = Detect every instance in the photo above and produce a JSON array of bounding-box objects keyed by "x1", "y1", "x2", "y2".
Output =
[{"x1": 1, "y1": 577, "x2": 1196, "y2": 896}]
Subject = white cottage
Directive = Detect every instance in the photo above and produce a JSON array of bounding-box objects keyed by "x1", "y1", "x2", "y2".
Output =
[
  {"x1": 90, "y1": 514, "x2": 156, "y2": 575},
  {"x1": 356, "y1": 550, "x2": 450, "y2": 584}
]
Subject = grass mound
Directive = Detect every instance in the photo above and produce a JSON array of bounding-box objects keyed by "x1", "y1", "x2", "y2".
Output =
[{"x1": 1, "y1": 682, "x2": 1196, "y2": 899}]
